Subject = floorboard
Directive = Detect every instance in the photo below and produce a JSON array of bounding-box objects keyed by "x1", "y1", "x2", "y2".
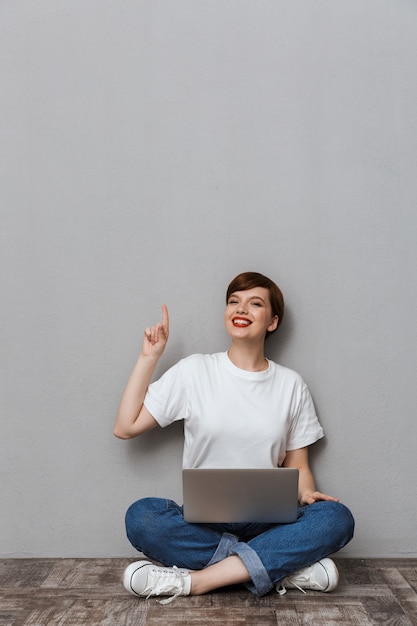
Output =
[{"x1": 1, "y1": 558, "x2": 416, "y2": 625}]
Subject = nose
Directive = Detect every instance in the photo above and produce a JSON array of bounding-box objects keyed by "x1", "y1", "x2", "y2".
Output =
[{"x1": 236, "y1": 302, "x2": 248, "y2": 314}]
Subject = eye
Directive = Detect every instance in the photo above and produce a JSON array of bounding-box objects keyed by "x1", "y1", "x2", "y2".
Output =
[
  {"x1": 228, "y1": 299, "x2": 238, "y2": 305},
  {"x1": 251, "y1": 301, "x2": 262, "y2": 307}
]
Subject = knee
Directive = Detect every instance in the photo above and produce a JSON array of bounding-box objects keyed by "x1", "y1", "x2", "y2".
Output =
[
  {"x1": 324, "y1": 501, "x2": 355, "y2": 544},
  {"x1": 125, "y1": 497, "x2": 164, "y2": 546}
]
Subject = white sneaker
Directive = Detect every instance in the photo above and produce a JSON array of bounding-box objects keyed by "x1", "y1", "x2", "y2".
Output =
[
  {"x1": 124, "y1": 560, "x2": 192, "y2": 604},
  {"x1": 276, "y1": 558, "x2": 339, "y2": 595}
]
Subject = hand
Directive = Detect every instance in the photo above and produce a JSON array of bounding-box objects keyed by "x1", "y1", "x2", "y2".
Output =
[
  {"x1": 141, "y1": 304, "x2": 169, "y2": 359},
  {"x1": 299, "y1": 491, "x2": 340, "y2": 506}
]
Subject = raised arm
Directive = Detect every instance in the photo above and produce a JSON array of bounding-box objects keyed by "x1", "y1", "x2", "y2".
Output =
[{"x1": 113, "y1": 304, "x2": 169, "y2": 439}]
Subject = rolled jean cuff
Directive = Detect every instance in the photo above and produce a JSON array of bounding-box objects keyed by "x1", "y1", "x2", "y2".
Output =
[
  {"x1": 206, "y1": 532, "x2": 239, "y2": 566},
  {"x1": 230, "y1": 542, "x2": 273, "y2": 596}
]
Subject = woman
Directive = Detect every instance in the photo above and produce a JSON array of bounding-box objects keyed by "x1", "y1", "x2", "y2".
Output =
[{"x1": 114, "y1": 272, "x2": 354, "y2": 602}]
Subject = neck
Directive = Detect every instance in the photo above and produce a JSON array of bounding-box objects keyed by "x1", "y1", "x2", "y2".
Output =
[{"x1": 227, "y1": 343, "x2": 268, "y2": 372}]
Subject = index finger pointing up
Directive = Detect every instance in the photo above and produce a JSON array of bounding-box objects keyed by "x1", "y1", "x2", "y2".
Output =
[{"x1": 161, "y1": 304, "x2": 169, "y2": 335}]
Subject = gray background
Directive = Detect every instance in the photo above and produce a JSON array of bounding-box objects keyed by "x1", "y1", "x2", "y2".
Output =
[{"x1": 1, "y1": 0, "x2": 416, "y2": 559}]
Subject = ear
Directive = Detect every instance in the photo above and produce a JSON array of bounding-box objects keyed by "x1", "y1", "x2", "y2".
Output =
[{"x1": 267, "y1": 315, "x2": 279, "y2": 333}]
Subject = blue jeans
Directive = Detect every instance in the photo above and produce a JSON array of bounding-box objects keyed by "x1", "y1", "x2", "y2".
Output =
[{"x1": 125, "y1": 497, "x2": 354, "y2": 596}]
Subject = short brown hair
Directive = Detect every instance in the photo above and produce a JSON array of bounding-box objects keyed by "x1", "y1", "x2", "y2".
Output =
[{"x1": 226, "y1": 272, "x2": 284, "y2": 337}]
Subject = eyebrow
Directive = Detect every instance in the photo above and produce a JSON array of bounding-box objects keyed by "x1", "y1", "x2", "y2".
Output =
[{"x1": 229, "y1": 293, "x2": 267, "y2": 303}]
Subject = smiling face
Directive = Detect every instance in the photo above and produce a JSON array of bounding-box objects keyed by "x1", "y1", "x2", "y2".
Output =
[{"x1": 224, "y1": 287, "x2": 279, "y2": 342}]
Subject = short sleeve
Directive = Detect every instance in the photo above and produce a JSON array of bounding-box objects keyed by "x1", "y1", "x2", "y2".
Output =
[
  {"x1": 144, "y1": 359, "x2": 189, "y2": 427},
  {"x1": 285, "y1": 383, "x2": 324, "y2": 451}
]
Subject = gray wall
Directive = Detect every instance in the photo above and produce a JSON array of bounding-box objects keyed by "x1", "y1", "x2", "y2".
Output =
[{"x1": 1, "y1": 0, "x2": 416, "y2": 558}]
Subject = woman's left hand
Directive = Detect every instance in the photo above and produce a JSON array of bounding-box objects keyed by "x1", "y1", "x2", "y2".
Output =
[{"x1": 299, "y1": 491, "x2": 340, "y2": 505}]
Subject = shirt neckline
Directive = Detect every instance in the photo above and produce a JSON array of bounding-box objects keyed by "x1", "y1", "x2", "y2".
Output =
[{"x1": 222, "y1": 351, "x2": 272, "y2": 380}]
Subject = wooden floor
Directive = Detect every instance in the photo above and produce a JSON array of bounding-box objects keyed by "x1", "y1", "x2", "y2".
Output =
[{"x1": 1, "y1": 558, "x2": 417, "y2": 625}]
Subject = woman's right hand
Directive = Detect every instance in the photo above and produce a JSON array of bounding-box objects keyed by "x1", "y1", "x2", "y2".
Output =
[
  {"x1": 114, "y1": 304, "x2": 169, "y2": 439},
  {"x1": 141, "y1": 304, "x2": 169, "y2": 359}
]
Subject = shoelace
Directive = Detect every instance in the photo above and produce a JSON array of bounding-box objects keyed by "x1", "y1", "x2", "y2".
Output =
[
  {"x1": 144, "y1": 565, "x2": 189, "y2": 605},
  {"x1": 278, "y1": 581, "x2": 307, "y2": 595},
  {"x1": 278, "y1": 574, "x2": 326, "y2": 596}
]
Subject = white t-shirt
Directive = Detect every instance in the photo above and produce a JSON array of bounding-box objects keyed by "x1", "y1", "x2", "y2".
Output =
[{"x1": 144, "y1": 352, "x2": 324, "y2": 469}]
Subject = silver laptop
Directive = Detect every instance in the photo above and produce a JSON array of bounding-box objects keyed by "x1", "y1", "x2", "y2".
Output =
[{"x1": 182, "y1": 468, "x2": 299, "y2": 523}]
